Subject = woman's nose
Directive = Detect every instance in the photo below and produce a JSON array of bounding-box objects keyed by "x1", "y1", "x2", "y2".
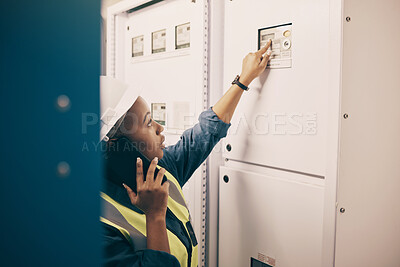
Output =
[{"x1": 157, "y1": 123, "x2": 164, "y2": 134}]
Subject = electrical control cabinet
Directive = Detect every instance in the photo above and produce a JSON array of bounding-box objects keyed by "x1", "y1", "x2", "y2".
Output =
[
  {"x1": 106, "y1": 1, "x2": 400, "y2": 266},
  {"x1": 220, "y1": 0, "x2": 334, "y2": 266},
  {"x1": 219, "y1": 0, "x2": 400, "y2": 267}
]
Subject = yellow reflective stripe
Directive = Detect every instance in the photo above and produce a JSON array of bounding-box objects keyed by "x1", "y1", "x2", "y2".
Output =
[
  {"x1": 167, "y1": 230, "x2": 188, "y2": 267},
  {"x1": 159, "y1": 166, "x2": 197, "y2": 266},
  {"x1": 179, "y1": 219, "x2": 198, "y2": 267},
  {"x1": 161, "y1": 167, "x2": 190, "y2": 220},
  {"x1": 162, "y1": 167, "x2": 185, "y2": 198},
  {"x1": 192, "y1": 246, "x2": 198, "y2": 267},
  {"x1": 102, "y1": 192, "x2": 191, "y2": 267},
  {"x1": 100, "y1": 216, "x2": 133, "y2": 247},
  {"x1": 102, "y1": 166, "x2": 197, "y2": 267},
  {"x1": 168, "y1": 196, "x2": 189, "y2": 221},
  {"x1": 101, "y1": 192, "x2": 147, "y2": 235}
]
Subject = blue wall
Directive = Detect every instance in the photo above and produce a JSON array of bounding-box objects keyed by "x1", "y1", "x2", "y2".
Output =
[{"x1": 0, "y1": 1, "x2": 102, "y2": 265}]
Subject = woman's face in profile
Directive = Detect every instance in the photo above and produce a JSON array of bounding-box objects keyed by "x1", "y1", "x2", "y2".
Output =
[{"x1": 121, "y1": 96, "x2": 165, "y2": 160}]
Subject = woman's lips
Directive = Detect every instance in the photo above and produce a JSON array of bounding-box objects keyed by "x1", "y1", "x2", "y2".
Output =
[{"x1": 160, "y1": 136, "x2": 166, "y2": 149}]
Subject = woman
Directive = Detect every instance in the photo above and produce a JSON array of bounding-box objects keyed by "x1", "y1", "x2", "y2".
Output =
[{"x1": 101, "y1": 41, "x2": 272, "y2": 267}]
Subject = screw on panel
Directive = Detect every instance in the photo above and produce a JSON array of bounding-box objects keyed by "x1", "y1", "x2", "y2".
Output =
[
  {"x1": 340, "y1": 208, "x2": 346, "y2": 213},
  {"x1": 127, "y1": 26, "x2": 130, "y2": 30},
  {"x1": 343, "y1": 113, "x2": 349, "y2": 119},
  {"x1": 226, "y1": 144, "x2": 232, "y2": 152},
  {"x1": 346, "y1": 17, "x2": 351, "y2": 22}
]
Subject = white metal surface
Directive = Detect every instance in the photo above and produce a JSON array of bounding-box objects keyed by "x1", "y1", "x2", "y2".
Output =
[
  {"x1": 321, "y1": 0, "x2": 343, "y2": 266},
  {"x1": 335, "y1": 0, "x2": 400, "y2": 266},
  {"x1": 207, "y1": 1, "x2": 226, "y2": 266},
  {"x1": 219, "y1": 166, "x2": 325, "y2": 267},
  {"x1": 121, "y1": 0, "x2": 205, "y2": 133},
  {"x1": 220, "y1": 2, "x2": 344, "y2": 265},
  {"x1": 222, "y1": 0, "x2": 331, "y2": 177}
]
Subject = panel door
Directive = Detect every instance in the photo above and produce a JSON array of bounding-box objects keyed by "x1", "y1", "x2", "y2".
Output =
[
  {"x1": 222, "y1": 0, "x2": 331, "y2": 177},
  {"x1": 219, "y1": 166, "x2": 324, "y2": 267}
]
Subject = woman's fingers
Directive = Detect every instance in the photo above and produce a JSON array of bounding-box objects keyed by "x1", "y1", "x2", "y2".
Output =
[
  {"x1": 124, "y1": 158, "x2": 169, "y2": 215},
  {"x1": 136, "y1": 157, "x2": 144, "y2": 188},
  {"x1": 155, "y1": 168, "x2": 166, "y2": 185},
  {"x1": 255, "y1": 39, "x2": 272, "y2": 57},
  {"x1": 146, "y1": 157, "x2": 158, "y2": 183},
  {"x1": 123, "y1": 183, "x2": 137, "y2": 204},
  {"x1": 261, "y1": 50, "x2": 272, "y2": 67},
  {"x1": 162, "y1": 180, "x2": 170, "y2": 192}
]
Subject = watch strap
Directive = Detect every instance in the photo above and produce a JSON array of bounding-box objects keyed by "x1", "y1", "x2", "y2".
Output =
[{"x1": 232, "y1": 75, "x2": 249, "y2": 91}]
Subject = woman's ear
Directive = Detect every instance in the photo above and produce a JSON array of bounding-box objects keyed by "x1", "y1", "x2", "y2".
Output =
[{"x1": 122, "y1": 110, "x2": 140, "y2": 135}]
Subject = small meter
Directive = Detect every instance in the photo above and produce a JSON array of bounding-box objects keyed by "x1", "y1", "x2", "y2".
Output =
[
  {"x1": 151, "y1": 103, "x2": 166, "y2": 126},
  {"x1": 259, "y1": 23, "x2": 292, "y2": 69},
  {"x1": 175, "y1": 22, "x2": 190, "y2": 49},
  {"x1": 152, "y1": 29, "x2": 166, "y2": 54},
  {"x1": 132, "y1": 35, "x2": 144, "y2": 57}
]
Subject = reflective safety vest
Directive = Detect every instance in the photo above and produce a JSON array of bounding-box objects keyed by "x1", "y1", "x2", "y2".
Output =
[{"x1": 100, "y1": 166, "x2": 198, "y2": 267}]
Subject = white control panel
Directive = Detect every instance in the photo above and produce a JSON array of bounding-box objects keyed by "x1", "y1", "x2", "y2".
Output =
[{"x1": 259, "y1": 23, "x2": 292, "y2": 69}]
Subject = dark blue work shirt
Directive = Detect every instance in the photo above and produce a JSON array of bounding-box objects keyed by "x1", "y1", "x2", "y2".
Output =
[{"x1": 102, "y1": 107, "x2": 231, "y2": 267}]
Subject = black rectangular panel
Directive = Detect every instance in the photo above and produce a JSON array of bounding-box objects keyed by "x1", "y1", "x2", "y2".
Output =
[{"x1": 251, "y1": 257, "x2": 273, "y2": 267}]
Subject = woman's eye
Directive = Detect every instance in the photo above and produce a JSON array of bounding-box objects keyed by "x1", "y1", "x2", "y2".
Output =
[{"x1": 147, "y1": 119, "x2": 153, "y2": 127}]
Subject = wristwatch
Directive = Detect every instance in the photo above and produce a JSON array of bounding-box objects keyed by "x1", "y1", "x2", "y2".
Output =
[{"x1": 232, "y1": 75, "x2": 249, "y2": 91}]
